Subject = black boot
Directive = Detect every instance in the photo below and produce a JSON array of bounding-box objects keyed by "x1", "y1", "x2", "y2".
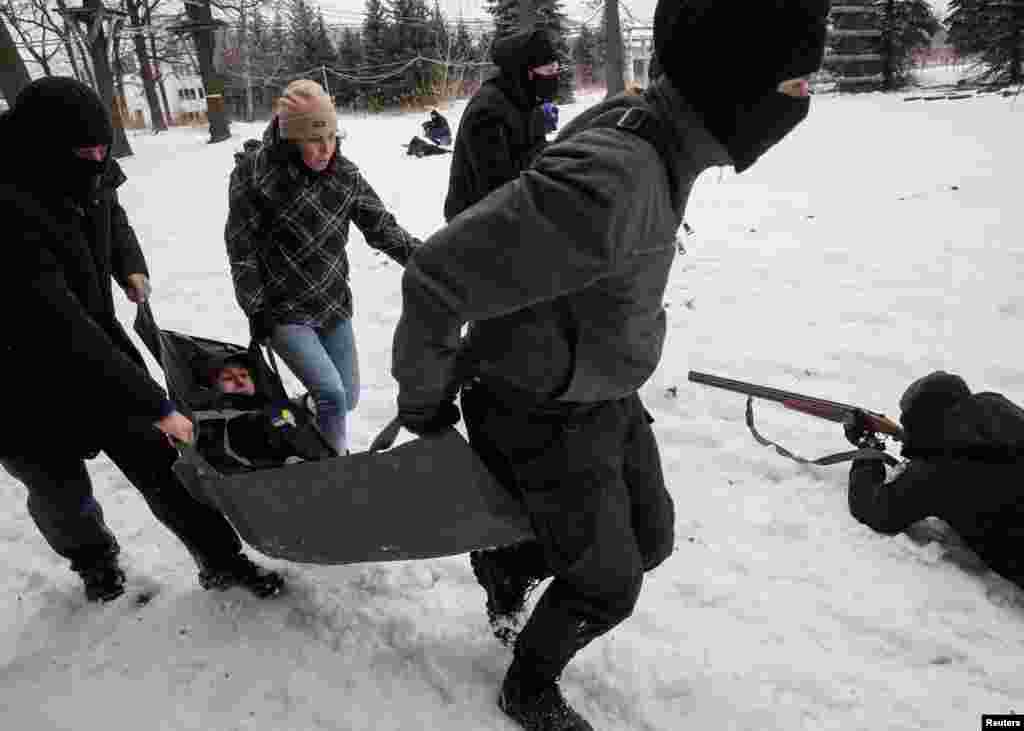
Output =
[
  {"x1": 470, "y1": 544, "x2": 544, "y2": 645},
  {"x1": 198, "y1": 553, "x2": 284, "y2": 598},
  {"x1": 76, "y1": 559, "x2": 126, "y2": 602},
  {"x1": 498, "y1": 665, "x2": 594, "y2": 731}
]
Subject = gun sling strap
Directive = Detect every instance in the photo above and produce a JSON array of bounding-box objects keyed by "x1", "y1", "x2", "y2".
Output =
[{"x1": 745, "y1": 397, "x2": 900, "y2": 467}]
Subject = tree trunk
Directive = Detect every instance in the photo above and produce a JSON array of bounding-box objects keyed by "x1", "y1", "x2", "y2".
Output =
[
  {"x1": 187, "y1": 0, "x2": 230, "y2": 143},
  {"x1": 77, "y1": 35, "x2": 97, "y2": 87},
  {"x1": 0, "y1": 14, "x2": 32, "y2": 105},
  {"x1": 53, "y1": 0, "x2": 82, "y2": 83},
  {"x1": 882, "y1": 0, "x2": 895, "y2": 90},
  {"x1": 520, "y1": 0, "x2": 535, "y2": 31},
  {"x1": 125, "y1": 0, "x2": 165, "y2": 131},
  {"x1": 604, "y1": 0, "x2": 625, "y2": 97},
  {"x1": 83, "y1": 0, "x2": 132, "y2": 158},
  {"x1": 1012, "y1": 13, "x2": 1022, "y2": 85},
  {"x1": 146, "y1": 10, "x2": 173, "y2": 127}
]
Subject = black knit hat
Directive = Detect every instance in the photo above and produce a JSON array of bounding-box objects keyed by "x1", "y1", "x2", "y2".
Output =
[
  {"x1": 11, "y1": 76, "x2": 113, "y2": 148},
  {"x1": 899, "y1": 371, "x2": 971, "y2": 424},
  {"x1": 654, "y1": 1, "x2": 830, "y2": 98}
]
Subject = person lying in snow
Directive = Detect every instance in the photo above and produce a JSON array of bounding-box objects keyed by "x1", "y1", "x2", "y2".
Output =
[
  {"x1": 846, "y1": 371, "x2": 1024, "y2": 589},
  {"x1": 194, "y1": 354, "x2": 336, "y2": 473},
  {"x1": 406, "y1": 135, "x2": 452, "y2": 158}
]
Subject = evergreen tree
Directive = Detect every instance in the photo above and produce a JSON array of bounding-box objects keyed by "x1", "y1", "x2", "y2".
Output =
[
  {"x1": 338, "y1": 28, "x2": 365, "y2": 70},
  {"x1": 387, "y1": 0, "x2": 433, "y2": 95},
  {"x1": 947, "y1": 0, "x2": 1024, "y2": 85},
  {"x1": 483, "y1": 0, "x2": 519, "y2": 41},
  {"x1": 286, "y1": 0, "x2": 324, "y2": 74},
  {"x1": 268, "y1": 8, "x2": 292, "y2": 84},
  {"x1": 312, "y1": 12, "x2": 338, "y2": 69},
  {"x1": 883, "y1": 0, "x2": 941, "y2": 87},
  {"x1": 429, "y1": 0, "x2": 449, "y2": 59},
  {"x1": 363, "y1": 0, "x2": 389, "y2": 68},
  {"x1": 452, "y1": 16, "x2": 473, "y2": 60},
  {"x1": 573, "y1": 22, "x2": 597, "y2": 89}
]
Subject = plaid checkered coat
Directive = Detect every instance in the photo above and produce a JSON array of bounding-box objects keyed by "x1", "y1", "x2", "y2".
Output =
[{"x1": 225, "y1": 124, "x2": 420, "y2": 329}]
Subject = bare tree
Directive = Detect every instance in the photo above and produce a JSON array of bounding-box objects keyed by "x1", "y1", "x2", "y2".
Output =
[
  {"x1": 0, "y1": 13, "x2": 32, "y2": 103},
  {"x1": 123, "y1": 0, "x2": 165, "y2": 130},
  {"x1": 173, "y1": 0, "x2": 230, "y2": 143},
  {"x1": 1, "y1": 0, "x2": 65, "y2": 76},
  {"x1": 64, "y1": 0, "x2": 133, "y2": 157}
]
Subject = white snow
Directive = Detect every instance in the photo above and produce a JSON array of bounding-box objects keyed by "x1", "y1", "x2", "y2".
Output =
[{"x1": 3, "y1": 75, "x2": 1024, "y2": 730}]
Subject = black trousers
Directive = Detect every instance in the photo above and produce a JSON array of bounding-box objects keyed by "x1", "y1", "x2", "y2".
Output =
[
  {"x1": 462, "y1": 382, "x2": 675, "y2": 681},
  {"x1": 1, "y1": 425, "x2": 242, "y2": 573}
]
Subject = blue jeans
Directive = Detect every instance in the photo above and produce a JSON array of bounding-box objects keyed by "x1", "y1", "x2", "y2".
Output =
[{"x1": 270, "y1": 318, "x2": 359, "y2": 454}]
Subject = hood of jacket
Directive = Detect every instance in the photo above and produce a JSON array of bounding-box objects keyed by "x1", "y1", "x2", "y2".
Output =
[
  {"x1": 902, "y1": 389, "x2": 1024, "y2": 461},
  {"x1": 490, "y1": 30, "x2": 554, "y2": 110}
]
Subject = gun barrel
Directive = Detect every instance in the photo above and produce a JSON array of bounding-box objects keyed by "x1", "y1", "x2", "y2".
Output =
[{"x1": 687, "y1": 371, "x2": 859, "y2": 412}]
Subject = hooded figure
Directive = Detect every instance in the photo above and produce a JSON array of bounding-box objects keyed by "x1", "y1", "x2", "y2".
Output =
[
  {"x1": 0, "y1": 77, "x2": 284, "y2": 603},
  {"x1": 847, "y1": 371, "x2": 1024, "y2": 589},
  {"x1": 422, "y1": 109, "x2": 452, "y2": 146},
  {"x1": 391, "y1": 2, "x2": 829, "y2": 728},
  {"x1": 443, "y1": 28, "x2": 558, "y2": 222}
]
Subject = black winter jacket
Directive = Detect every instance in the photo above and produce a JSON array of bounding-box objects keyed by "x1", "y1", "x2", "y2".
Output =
[
  {"x1": 443, "y1": 34, "x2": 549, "y2": 222},
  {"x1": 849, "y1": 392, "x2": 1024, "y2": 587},
  {"x1": 0, "y1": 160, "x2": 168, "y2": 459},
  {"x1": 393, "y1": 78, "x2": 730, "y2": 414}
]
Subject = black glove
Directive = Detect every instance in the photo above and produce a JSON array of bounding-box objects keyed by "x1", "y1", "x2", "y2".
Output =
[
  {"x1": 399, "y1": 401, "x2": 460, "y2": 437},
  {"x1": 844, "y1": 409, "x2": 878, "y2": 448},
  {"x1": 249, "y1": 310, "x2": 275, "y2": 343}
]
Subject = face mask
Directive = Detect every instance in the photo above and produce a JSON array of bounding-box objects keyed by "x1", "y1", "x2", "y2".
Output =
[
  {"x1": 64, "y1": 152, "x2": 108, "y2": 200},
  {"x1": 724, "y1": 92, "x2": 810, "y2": 173},
  {"x1": 531, "y1": 74, "x2": 560, "y2": 102}
]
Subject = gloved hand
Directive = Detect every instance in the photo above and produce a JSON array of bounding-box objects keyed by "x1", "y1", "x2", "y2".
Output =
[
  {"x1": 844, "y1": 409, "x2": 875, "y2": 448},
  {"x1": 399, "y1": 400, "x2": 460, "y2": 437},
  {"x1": 249, "y1": 310, "x2": 275, "y2": 343}
]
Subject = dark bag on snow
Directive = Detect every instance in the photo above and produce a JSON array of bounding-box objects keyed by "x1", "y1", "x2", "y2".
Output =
[{"x1": 134, "y1": 304, "x2": 533, "y2": 565}]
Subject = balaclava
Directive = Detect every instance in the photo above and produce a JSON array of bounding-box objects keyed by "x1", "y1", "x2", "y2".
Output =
[
  {"x1": 493, "y1": 29, "x2": 559, "y2": 104},
  {"x1": 654, "y1": 0, "x2": 830, "y2": 172},
  {"x1": 898, "y1": 371, "x2": 971, "y2": 455},
  {"x1": 9, "y1": 77, "x2": 114, "y2": 198}
]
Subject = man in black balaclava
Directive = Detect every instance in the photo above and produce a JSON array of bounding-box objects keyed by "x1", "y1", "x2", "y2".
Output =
[
  {"x1": 0, "y1": 77, "x2": 285, "y2": 603},
  {"x1": 653, "y1": 0, "x2": 829, "y2": 172},
  {"x1": 845, "y1": 372, "x2": 1024, "y2": 589},
  {"x1": 443, "y1": 28, "x2": 559, "y2": 222},
  {"x1": 392, "y1": 2, "x2": 829, "y2": 728}
]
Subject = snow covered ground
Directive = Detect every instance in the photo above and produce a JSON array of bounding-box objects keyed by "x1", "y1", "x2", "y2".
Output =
[{"x1": 3, "y1": 71, "x2": 1024, "y2": 730}]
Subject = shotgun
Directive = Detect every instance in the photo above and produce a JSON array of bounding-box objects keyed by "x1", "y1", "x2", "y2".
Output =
[{"x1": 688, "y1": 370, "x2": 903, "y2": 465}]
